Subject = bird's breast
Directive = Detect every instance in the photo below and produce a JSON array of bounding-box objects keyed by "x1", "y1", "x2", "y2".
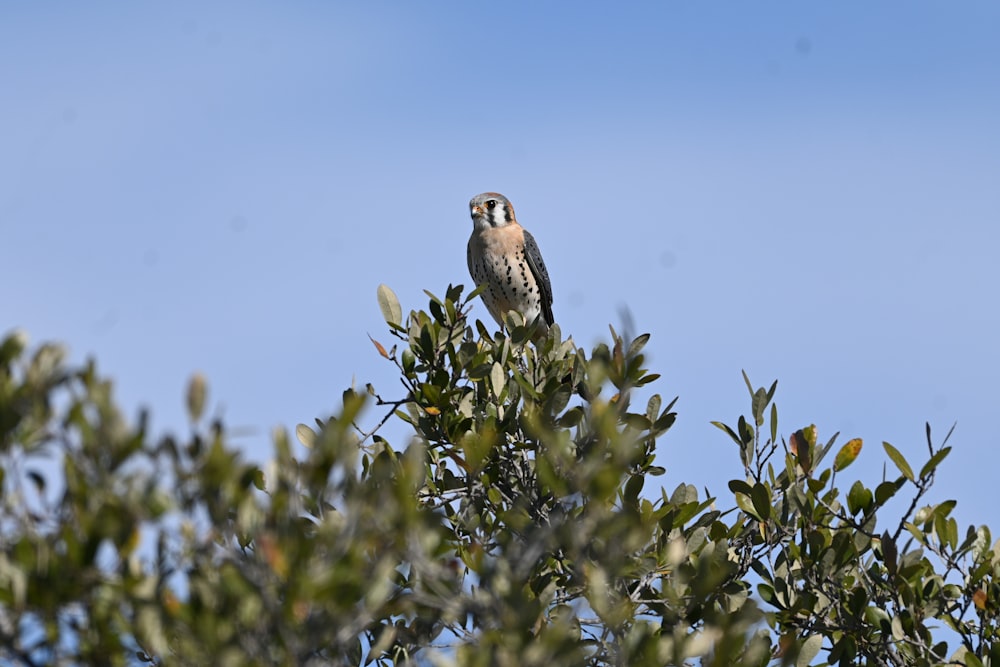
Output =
[{"x1": 467, "y1": 224, "x2": 542, "y2": 325}]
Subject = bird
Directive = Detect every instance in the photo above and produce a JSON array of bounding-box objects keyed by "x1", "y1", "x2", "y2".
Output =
[{"x1": 466, "y1": 192, "x2": 554, "y2": 334}]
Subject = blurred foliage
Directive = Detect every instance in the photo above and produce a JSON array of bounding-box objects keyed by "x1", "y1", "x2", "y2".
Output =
[{"x1": 1, "y1": 285, "x2": 998, "y2": 666}]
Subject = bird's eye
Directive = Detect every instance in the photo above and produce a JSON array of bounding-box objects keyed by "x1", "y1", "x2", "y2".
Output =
[{"x1": 485, "y1": 200, "x2": 497, "y2": 210}]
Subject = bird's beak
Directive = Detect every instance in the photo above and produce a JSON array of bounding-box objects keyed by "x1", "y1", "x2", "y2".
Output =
[{"x1": 471, "y1": 205, "x2": 483, "y2": 216}]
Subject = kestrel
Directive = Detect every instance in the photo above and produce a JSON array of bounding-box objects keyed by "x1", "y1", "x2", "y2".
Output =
[{"x1": 466, "y1": 192, "x2": 554, "y2": 333}]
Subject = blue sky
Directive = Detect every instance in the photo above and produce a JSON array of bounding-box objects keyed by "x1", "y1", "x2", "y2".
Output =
[{"x1": 2, "y1": 3, "x2": 998, "y2": 529}]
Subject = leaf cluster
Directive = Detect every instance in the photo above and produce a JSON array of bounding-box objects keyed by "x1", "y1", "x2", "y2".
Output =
[{"x1": 1, "y1": 286, "x2": 998, "y2": 667}]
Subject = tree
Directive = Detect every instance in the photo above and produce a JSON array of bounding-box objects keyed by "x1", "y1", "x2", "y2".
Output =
[{"x1": 0, "y1": 285, "x2": 997, "y2": 666}]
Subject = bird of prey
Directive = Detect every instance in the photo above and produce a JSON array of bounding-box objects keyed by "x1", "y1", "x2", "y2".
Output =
[{"x1": 466, "y1": 192, "x2": 554, "y2": 333}]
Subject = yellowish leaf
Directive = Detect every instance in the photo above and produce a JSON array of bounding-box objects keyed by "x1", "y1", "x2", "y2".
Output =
[
  {"x1": 162, "y1": 590, "x2": 181, "y2": 616},
  {"x1": 834, "y1": 438, "x2": 864, "y2": 472},
  {"x1": 186, "y1": 372, "x2": 207, "y2": 422},
  {"x1": 258, "y1": 534, "x2": 288, "y2": 579}
]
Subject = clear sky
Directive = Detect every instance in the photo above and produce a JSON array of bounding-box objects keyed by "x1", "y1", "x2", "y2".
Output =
[{"x1": 3, "y1": 3, "x2": 998, "y2": 529}]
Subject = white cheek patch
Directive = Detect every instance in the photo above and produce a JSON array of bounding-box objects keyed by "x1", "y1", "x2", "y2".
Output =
[{"x1": 489, "y1": 205, "x2": 508, "y2": 227}]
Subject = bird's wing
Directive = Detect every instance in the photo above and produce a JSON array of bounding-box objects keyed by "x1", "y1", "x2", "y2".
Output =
[{"x1": 522, "y1": 229, "x2": 554, "y2": 325}]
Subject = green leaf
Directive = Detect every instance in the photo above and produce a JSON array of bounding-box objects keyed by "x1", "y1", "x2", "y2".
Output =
[
  {"x1": 864, "y1": 605, "x2": 890, "y2": 629},
  {"x1": 402, "y1": 348, "x2": 415, "y2": 373},
  {"x1": 933, "y1": 499, "x2": 957, "y2": 519},
  {"x1": 847, "y1": 481, "x2": 873, "y2": 515},
  {"x1": 635, "y1": 372, "x2": 660, "y2": 386},
  {"x1": 874, "y1": 479, "x2": 902, "y2": 505},
  {"x1": 711, "y1": 421, "x2": 741, "y2": 447},
  {"x1": 769, "y1": 402, "x2": 778, "y2": 447},
  {"x1": 881, "y1": 531, "x2": 898, "y2": 575},
  {"x1": 965, "y1": 652, "x2": 985, "y2": 667},
  {"x1": 251, "y1": 468, "x2": 266, "y2": 491},
  {"x1": 890, "y1": 614, "x2": 904, "y2": 641},
  {"x1": 624, "y1": 474, "x2": 644, "y2": 505},
  {"x1": 757, "y1": 583, "x2": 776, "y2": 606},
  {"x1": 642, "y1": 394, "x2": 660, "y2": 422},
  {"x1": 735, "y1": 492, "x2": 758, "y2": 520},
  {"x1": 828, "y1": 635, "x2": 857, "y2": 666},
  {"x1": 919, "y1": 446, "x2": 951, "y2": 480},
  {"x1": 428, "y1": 297, "x2": 446, "y2": 323},
  {"x1": 882, "y1": 442, "x2": 914, "y2": 482},
  {"x1": 489, "y1": 362, "x2": 505, "y2": 398},
  {"x1": 728, "y1": 480, "x2": 754, "y2": 497},
  {"x1": 295, "y1": 423, "x2": 316, "y2": 448},
  {"x1": 797, "y1": 634, "x2": 823, "y2": 667},
  {"x1": 654, "y1": 410, "x2": 676, "y2": 433},
  {"x1": 738, "y1": 414, "x2": 753, "y2": 445},
  {"x1": 377, "y1": 283, "x2": 402, "y2": 327},
  {"x1": 186, "y1": 372, "x2": 207, "y2": 423},
  {"x1": 622, "y1": 413, "x2": 650, "y2": 430},
  {"x1": 627, "y1": 333, "x2": 650, "y2": 357},
  {"x1": 669, "y1": 483, "x2": 698, "y2": 506},
  {"x1": 751, "y1": 388, "x2": 767, "y2": 427},
  {"x1": 750, "y1": 483, "x2": 772, "y2": 521},
  {"x1": 0, "y1": 329, "x2": 28, "y2": 365}
]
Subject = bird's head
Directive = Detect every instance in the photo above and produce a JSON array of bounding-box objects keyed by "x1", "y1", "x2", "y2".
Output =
[{"x1": 469, "y1": 192, "x2": 515, "y2": 231}]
